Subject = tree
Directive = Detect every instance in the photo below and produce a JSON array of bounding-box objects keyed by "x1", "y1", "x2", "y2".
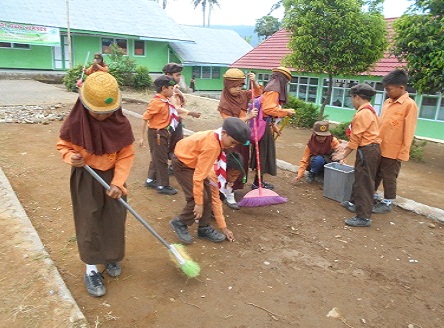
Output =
[
  {"x1": 282, "y1": 0, "x2": 388, "y2": 118},
  {"x1": 255, "y1": 16, "x2": 281, "y2": 41},
  {"x1": 193, "y1": 0, "x2": 220, "y2": 27},
  {"x1": 392, "y1": 0, "x2": 444, "y2": 93}
]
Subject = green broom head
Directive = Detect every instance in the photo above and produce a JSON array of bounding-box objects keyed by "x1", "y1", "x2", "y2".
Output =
[{"x1": 169, "y1": 244, "x2": 201, "y2": 278}]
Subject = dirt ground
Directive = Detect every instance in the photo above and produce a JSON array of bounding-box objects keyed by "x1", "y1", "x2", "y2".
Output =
[{"x1": 1, "y1": 88, "x2": 444, "y2": 327}]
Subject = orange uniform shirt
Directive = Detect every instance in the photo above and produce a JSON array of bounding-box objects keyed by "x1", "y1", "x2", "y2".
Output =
[
  {"x1": 174, "y1": 130, "x2": 221, "y2": 206},
  {"x1": 56, "y1": 140, "x2": 134, "y2": 194},
  {"x1": 348, "y1": 103, "x2": 381, "y2": 150},
  {"x1": 261, "y1": 91, "x2": 291, "y2": 118},
  {"x1": 378, "y1": 93, "x2": 418, "y2": 161},
  {"x1": 142, "y1": 94, "x2": 171, "y2": 129}
]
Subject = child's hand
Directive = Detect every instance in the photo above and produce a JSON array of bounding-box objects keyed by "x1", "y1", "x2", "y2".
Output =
[
  {"x1": 70, "y1": 153, "x2": 84, "y2": 167},
  {"x1": 193, "y1": 204, "x2": 203, "y2": 219},
  {"x1": 247, "y1": 72, "x2": 256, "y2": 81},
  {"x1": 107, "y1": 185, "x2": 122, "y2": 199},
  {"x1": 286, "y1": 108, "x2": 295, "y2": 116},
  {"x1": 247, "y1": 108, "x2": 258, "y2": 120},
  {"x1": 290, "y1": 176, "x2": 302, "y2": 185},
  {"x1": 221, "y1": 227, "x2": 234, "y2": 242},
  {"x1": 189, "y1": 111, "x2": 201, "y2": 118},
  {"x1": 138, "y1": 138, "x2": 145, "y2": 147}
]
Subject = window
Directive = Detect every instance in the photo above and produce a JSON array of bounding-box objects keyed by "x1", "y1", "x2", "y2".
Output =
[
  {"x1": 322, "y1": 78, "x2": 358, "y2": 108},
  {"x1": 420, "y1": 95, "x2": 444, "y2": 121},
  {"x1": 257, "y1": 73, "x2": 271, "y2": 85},
  {"x1": 0, "y1": 42, "x2": 30, "y2": 49},
  {"x1": 102, "y1": 38, "x2": 127, "y2": 54},
  {"x1": 134, "y1": 40, "x2": 145, "y2": 56},
  {"x1": 192, "y1": 66, "x2": 221, "y2": 79},
  {"x1": 289, "y1": 76, "x2": 319, "y2": 103}
]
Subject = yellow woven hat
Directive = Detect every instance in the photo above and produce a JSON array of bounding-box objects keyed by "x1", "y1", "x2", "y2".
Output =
[
  {"x1": 79, "y1": 72, "x2": 121, "y2": 113},
  {"x1": 272, "y1": 66, "x2": 292, "y2": 80},
  {"x1": 223, "y1": 68, "x2": 246, "y2": 80}
]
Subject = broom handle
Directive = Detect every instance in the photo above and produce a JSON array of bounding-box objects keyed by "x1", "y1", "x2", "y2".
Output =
[
  {"x1": 274, "y1": 116, "x2": 290, "y2": 140},
  {"x1": 83, "y1": 165, "x2": 170, "y2": 249},
  {"x1": 79, "y1": 51, "x2": 90, "y2": 81},
  {"x1": 251, "y1": 80, "x2": 263, "y2": 195}
]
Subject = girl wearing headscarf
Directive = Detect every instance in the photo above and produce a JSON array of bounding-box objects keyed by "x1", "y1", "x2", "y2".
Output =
[
  {"x1": 250, "y1": 67, "x2": 295, "y2": 190},
  {"x1": 217, "y1": 68, "x2": 261, "y2": 209}
]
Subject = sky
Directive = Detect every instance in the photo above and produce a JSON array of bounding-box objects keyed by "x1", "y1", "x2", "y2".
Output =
[{"x1": 163, "y1": 0, "x2": 412, "y2": 26}]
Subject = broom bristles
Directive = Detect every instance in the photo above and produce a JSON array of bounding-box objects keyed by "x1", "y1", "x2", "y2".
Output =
[
  {"x1": 169, "y1": 244, "x2": 201, "y2": 278},
  {"x1": 238, "y1": 189, "x2": 287, "y2": 207}
]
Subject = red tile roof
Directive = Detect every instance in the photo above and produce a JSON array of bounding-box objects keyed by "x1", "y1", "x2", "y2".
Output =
[{"x1": 231, "y1": 18, "x2": 405, "y2": 77}]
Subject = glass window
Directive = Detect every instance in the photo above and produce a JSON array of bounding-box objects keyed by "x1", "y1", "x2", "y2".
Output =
[
  {"x1": 322, "y1": 78, "x2": 358, "y2": 108},
  {"x1": 192, "y1": 66, "x2": 201, "y2": 78},
  {"x1": 0, "y1": 42, "x2": 12, "y2": 48},
  {"x1": 211, "y1": 67, "x2": 220, "y2": 79},
  {"x1": 202, "y1": 67, "x2": 211, "y2": 79},
  {"x1": 438, "y1": 97, "x2": 444, "y2": 121},
  {"x1": 134, "y1": 40, "x2": 144, "y2": 56},
  {"x1": 102, "y1": 38, "x2": 127, "y2": 54},
  {"x1": 288, "y1": 76, "x2": 319, "y2": 103},
  {"x1": 116, "y1": 39, "x2": 127, "y2": 54},
  {"x1": 0, "y1": 42, "x2": 29, "y2": 49},
  {"x1": 420, "y1": 97, "x2": 438, "y2": 120},
  {"x1": 191, "y1": 66, "x2": 221, "y2": 79}
]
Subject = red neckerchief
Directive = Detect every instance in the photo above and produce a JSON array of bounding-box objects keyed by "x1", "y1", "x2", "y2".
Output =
[
  {"x1": 213, "y1": 128, "x2": 227, "y2": 190},
  {"x1": 154, "y1": 95, "x2": 179, "y2": 130}
]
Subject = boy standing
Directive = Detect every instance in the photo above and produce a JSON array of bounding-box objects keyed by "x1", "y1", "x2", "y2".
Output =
[
  {"x1": 333, "y1": 84, "x2": 381, "y2": 227},
  {"x1": 57, "y1": 72, "x2": 134, "y2": 297},
  {"x1": 169, "y1": 117, "x2": 251, "y2": 243},
  {"x1": 139, "y1": 75, "x2": 178, "y2": 195},
  {"x1": 373, "y1": 69, "x2": 418, "y2": 213}
]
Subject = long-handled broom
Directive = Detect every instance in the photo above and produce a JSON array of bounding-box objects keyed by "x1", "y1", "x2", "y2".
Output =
[
  {"x1": 238, "y1": 82, "x2": 287, "y2": 207},
  {"x1": 76, "y1": 51, "x2": 90, "y2": 88},
  {"x1": 83, "y1": 165, "x2": 200, "y2": 278}
]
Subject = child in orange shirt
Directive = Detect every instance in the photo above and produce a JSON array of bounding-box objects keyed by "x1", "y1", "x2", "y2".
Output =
[
  {"x1": 84, "y1": 53, "x2": 109, "y2": 76},
  {"x1": 169, "y1": 117, "x2": 251, "y2": 243},
  {"x1": 373, "y1": 69, "x2": 418, "y2": 213},
  {"x1": 139, "y1": 75, "x2": 179, "y2": 195},
  {"x1": 57, "y1": 72, "x2": 134, "y2": 297},
  {"x1": 334, "y1": 84, "x2": 381, "y2": 227}
]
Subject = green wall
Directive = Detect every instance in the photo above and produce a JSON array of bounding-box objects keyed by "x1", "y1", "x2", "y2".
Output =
[{"x1": 0, "y1": 45, "x2": 53, "y2": 69}]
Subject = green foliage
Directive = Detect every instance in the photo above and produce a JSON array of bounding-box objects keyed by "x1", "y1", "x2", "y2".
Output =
[
  {"x1": 330, "y1": 121, "x2": 351, "y2": 140},
  {"x1": 255, "y1": 16, "x2": 281, "y2": 40},
  {"x1": 282, "y1": 0, "x2": 388, "y2": 116},
  {"x1": 62, "y1": 64, "x2": 84, "y2": 92},
  {"x1": 410, "y1": 138, "x2": 427, "y2": 161},
  {"x1": 284, "y1": 96, "x2": 324, "y2": 128},
  {"x1": 108, "y1": 43, "x2": 137, "y2": 86},
  {"x1": 132, "y1": 66, "x2": 152, "y2": 90},
  {"x1": 392, "y1": 0, "x2": 444, "y2": 93}
]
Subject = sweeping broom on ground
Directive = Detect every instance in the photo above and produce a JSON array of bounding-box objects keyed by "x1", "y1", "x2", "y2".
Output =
[
  {"x1": 83, "y1": 165, "x2": 200, "y2": 278},
  {"x1": 238, "y1": 82, "x2": 287, "y2": 207}
]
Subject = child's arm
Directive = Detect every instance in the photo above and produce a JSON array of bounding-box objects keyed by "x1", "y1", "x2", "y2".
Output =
[
  {"x1": 208, "y1": 173, "x2": 234, "y2": 242},
  {"x1": 291, "y1": 146, "x2": 310, "y2": 184},
  {"x1": 139, "y1": 118, "x2": 148, "y2": 147}
]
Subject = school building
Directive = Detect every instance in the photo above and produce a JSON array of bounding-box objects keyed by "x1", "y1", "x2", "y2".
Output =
[
  {"x1": 230, "y1": 24, "x2": 444, "y2": 142},
  {"x1": 0, "y1": 0, "x2": 252, "y2": 91}
]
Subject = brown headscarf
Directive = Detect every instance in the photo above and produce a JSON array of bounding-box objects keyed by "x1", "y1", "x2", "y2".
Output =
[
  {"x1": 263, "y1": 72, "x2": 289, "y2": 104},
  {"x1": 59, "y1": 98, "x2": 134, "y2": 155},
  {"x1": 217, "y1": 79, "x2": 250, "y2": 117},
  {"x1": 307, "y1": 133, "x2": 334, "y2": 156}
]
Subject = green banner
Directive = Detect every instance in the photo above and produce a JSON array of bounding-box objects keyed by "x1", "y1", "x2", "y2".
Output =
[{"x1": 0, "y1": 21, "x2": 60, "y2": 46}]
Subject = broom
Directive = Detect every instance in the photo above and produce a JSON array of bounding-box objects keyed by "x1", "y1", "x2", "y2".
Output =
[
  {"x1": 238, "y1": 82, "x2": 287, "y2": 207},
  {"x1": 76, "y1": 51, "x2": 90, "y2": 88},
  {"x1": 83, "y1": 165, "x2": 200, "y2": 278}
]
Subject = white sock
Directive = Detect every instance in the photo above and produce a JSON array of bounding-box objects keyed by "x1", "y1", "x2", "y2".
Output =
[
  {"x1": 146, "y1": 178, "x2": 154, "y2": 183},
  {"x1": 157, "y1": 186, "x2": 164, "y2": 189},
  {"x1": 382, "y1": 199, "x2": 392, "y2": 205},
  {"x1": 86, "y1": 264, "x2": 98, "y2": 275}
]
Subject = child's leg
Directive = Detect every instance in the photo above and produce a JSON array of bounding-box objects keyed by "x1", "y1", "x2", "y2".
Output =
[{"x1": 151, "y1": 129, "x2": 171, "y2": 187}]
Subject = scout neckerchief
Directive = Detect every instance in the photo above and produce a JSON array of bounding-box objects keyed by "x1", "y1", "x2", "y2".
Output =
[
  {"x1": 213, "y1": 128, "x2": 227, "y2": 191},
  {"x1": 155, "y1": 95, "x2": 180, "y2": 131},
  {"x1": 346, "y1": 104, "x2": 376, "y2": 138}
]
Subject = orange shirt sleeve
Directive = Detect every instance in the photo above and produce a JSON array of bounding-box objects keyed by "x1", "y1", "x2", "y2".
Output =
[
  {"x1": 261, "y1": 91, "x2": 290, "y2": 118},
  {"x1": 297, "y1": 146, "x2": 311, "y2": 178},
  {"x1": 142, "y1": 96, "x2": 170, "y2": 129},
  {"x1": 207, "y1": 171, "x2": 227, "y2": 228}
]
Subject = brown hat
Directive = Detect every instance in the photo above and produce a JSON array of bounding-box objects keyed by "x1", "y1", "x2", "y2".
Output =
[
  {"x1": 79, "y1": 72, "x2": 121, "y2": 113},
  {"x1": 154, "y1": 75, "x2": 177, "y2": 88},
  {"x1": 222, "y1": 117, "x2": 251, "y2": 145},
  {"x1": 350, "y1": 83, "x2": 376, "y2": 99},
  {"x1": 272, "y1": 67, "x2": 292, "y2": 80},
  {"x1": 313, "y1": 121, "x2": 331, "y2": 136},
  {"x1": 162, "y1": 63, "x2": 183, "y2": 74},
  {"x1": 223, "y1": 68, "x2": 246, "y2": 80}
]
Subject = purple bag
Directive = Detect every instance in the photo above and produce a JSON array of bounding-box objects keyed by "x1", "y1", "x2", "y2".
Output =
[{"x1": 248, "y1": 96, "x2": 268, "y2": 142}]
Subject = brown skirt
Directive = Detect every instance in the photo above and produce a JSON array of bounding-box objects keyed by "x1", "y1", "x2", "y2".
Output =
[
  {"x1": 70, "y1": 166, "x2": 126, "y2": 264},
  {"x1": 249, "y1": 124, "x2": 277, "y2": 176}
]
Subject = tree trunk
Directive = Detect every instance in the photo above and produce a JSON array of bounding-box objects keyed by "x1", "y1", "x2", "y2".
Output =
[
  {"x1": 319, "y1": 73, "x2": 333, "y2": 119},
  {"x1": 201, "y1": 3, "x2": 206, "y2": 27},
  {"x1": 207, "y1": 5, "x2": 212, "y2": 27}
]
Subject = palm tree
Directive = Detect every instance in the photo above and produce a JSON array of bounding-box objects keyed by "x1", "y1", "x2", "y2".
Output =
[
  {"x1": 268, "y1": 0, "x2": 282, "y2": 15},
  {"x1": 193, "y1": 0, "x2": 220, "y2": 27},
  {"x1": 207, "y1": 0, "x2": 220, "y2": 27}
]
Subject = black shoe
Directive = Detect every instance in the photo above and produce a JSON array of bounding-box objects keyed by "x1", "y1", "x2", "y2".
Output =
[
  {"x1": 372, "y1": 201, "x2": 392, "y2": 214},
  {"x1": 341, "y1": 201, "x2": 356, "y2": 213},
  {"x1": 84, "y1": 271, "x2": 106, "y2": 297},
  {"x1": 169, "y1": 217, "x2": 193, "y2": 244},
  {"x1": 168, "y1": 165, "x2": 174, "y2": 176},
  {"x1": 145, "y1": 180, "x2": 157, "y2": 189},
  {"x1": 198, "y1": 225, "x2": 226, "y2": 242},
  {"x1": 105, "y1": 263, "x2": 121, "y2": 277},
  {"x1": 251, "y1": 182, "x2": 274, "y2": 190},
  {"x1": 345, "y1": 216, "x2": 372, "y2": 227},
  {"x1": 305, "y1": 172, "x2": 315, "y2": 183},
  {"x1": 157, "y1": 186, "x2": 178, "y2": 195}
]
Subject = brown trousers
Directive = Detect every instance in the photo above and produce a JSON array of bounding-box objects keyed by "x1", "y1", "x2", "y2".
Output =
[
  {"x1": 375, "y1": 156, "x2": 401, "y2": 200},
  {"x1": 231, "y1": 143, "x2": 250, "y2": 190},
  {"x1": 147, "y1": 128, "x2": 170, "y2": 187},
  {"x1": 70, "y1": 167, "x2": 126, "y2": 264},
  {"x1": 171, "y1": 156, "x2": 212, "y2": 227},
  {"x1": 349, "y1": 144, "x2": 381, "y2": 219}
]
